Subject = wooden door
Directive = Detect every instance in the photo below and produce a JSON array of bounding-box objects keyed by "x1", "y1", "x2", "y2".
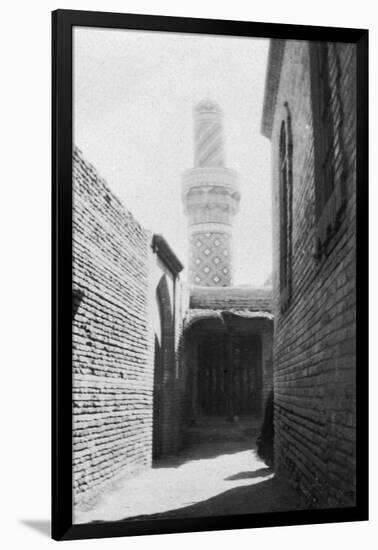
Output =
[
  {"x1": 198, "y1": 335, "x2": 227, "y2": 416},
  {"x1": 197, "y1": 333, "x2": 262, "y2": 417},
  {"x1": 232, "y1": 335, "x2": 262, "y2": 415}
]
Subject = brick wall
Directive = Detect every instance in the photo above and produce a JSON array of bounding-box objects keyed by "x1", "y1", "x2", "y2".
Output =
[
  {"x1": 268, "y1": 41, "x2": 356, "y2": 507},
  {"x1": 73, "y1": 148, "x2": 187, "y2": 515},
  {"x1": 73, "y1": 148, "x2": 154, "y2": 513}
]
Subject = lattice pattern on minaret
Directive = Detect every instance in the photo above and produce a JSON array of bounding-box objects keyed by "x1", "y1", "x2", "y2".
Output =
[
  {"x1": 189, "y1": 232, "x2": 231, "y2": 286},
  {"x1": 182, "y1": 100, "x2": 240, "y2": 287}
]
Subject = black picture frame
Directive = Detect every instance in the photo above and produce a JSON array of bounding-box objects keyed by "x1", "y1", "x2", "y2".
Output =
[{"x1": 52, "y1": 9, "x2": 368, "y2": 541}]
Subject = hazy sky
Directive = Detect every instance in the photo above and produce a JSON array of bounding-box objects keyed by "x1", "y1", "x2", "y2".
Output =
[{"x1": 73, "y1": 27, "x2": 272, "y2": 286}]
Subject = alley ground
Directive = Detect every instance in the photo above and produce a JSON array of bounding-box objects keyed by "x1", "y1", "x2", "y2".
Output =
[{"x1": 76, "y1": 417, "x2": 305, "y2": 524}]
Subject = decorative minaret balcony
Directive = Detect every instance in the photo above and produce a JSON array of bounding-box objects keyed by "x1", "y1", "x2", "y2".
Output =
[{"x1": 182, "y1": 100, "x2": 240, "y2": 287}]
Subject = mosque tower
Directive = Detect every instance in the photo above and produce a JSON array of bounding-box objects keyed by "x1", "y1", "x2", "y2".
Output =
[{"x1": 182, "y1": 100, "x2": 240, "y2": 286}]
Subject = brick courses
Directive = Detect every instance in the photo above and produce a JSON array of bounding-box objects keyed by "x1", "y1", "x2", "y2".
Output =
[
  {"x1": 72, "y1": 147, "x2": 154, "y2": 512},
  {"x1": 72, "y1": 148, "x2": 186, "y2": 514},
  {"x1": 263, "y1": 41, "x2": 356, "y2": 507}
]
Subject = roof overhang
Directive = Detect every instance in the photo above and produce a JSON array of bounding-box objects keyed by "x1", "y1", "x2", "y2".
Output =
[
  {"x1": 189, "y1": 285, "x2": 272, "y2": 312},
  {"x1": 152, "y1": 234, "x2": 184, "y2": 276},
  {"x1": 185, "y1": 309, "x2": 274, "y2": 332}
]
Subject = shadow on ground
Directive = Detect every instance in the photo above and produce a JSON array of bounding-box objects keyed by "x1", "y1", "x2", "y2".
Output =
[
  {"x1": 97, "y1": 474, "x2": 306, "y2": 522},
  {"x1": 77, "y1": 417, "x2": 304, "y2": 524},
  {"x1": 225, "y1": 467, "x2": 272, "y2": 481}
]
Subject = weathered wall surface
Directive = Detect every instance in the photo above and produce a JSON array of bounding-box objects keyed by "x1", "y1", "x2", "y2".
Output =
[
  {"x1": 73, "y1": 148, "x2": 153, "y2": 513},
  {"x1": 270, "y1": 42, "x2": 356, "y2": 507},
  {"x1": 72, "y1": 148, "x2": 186, "y2": 516}
]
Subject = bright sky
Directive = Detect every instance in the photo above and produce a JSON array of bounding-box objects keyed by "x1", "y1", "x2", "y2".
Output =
[{"x1": 73, "y1": 27, "x2": 272, "y2": 286}]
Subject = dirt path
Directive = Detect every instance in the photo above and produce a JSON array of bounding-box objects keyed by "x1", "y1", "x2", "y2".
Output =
[{"x1": 76, "y1": 419, "x2": 304, "y2": 523}]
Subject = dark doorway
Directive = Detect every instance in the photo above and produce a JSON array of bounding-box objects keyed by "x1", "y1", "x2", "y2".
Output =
[{"x1": 197, "y1": 333, "x2": 262, "y2": 417}]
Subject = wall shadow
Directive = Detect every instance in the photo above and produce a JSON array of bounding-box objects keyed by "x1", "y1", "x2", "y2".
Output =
[{"x1": 102, "y1": 475, "x2": 305, "y2": 522}]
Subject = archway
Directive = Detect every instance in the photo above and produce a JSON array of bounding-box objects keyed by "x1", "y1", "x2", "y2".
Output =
[{"x1": 184, "y1": 311, "x2": 272, "y2": 423}]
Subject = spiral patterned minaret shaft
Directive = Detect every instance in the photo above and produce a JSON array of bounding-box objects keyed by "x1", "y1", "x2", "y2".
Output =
[
  {"x1": 182, "y1": 100, "x2": 240, "y2": 287},
  {"x1": 194, "y1": 102, "x2": 224, "y2": 167}
]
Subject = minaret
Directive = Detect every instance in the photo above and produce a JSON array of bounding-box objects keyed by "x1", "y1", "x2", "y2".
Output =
[{"x1": 182, "y1": 100, "x2": 240, "y2": 286}]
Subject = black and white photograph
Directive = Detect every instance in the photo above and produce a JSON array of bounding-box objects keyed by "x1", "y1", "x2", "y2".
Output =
[
  {"x1": 69, "y1": 20, "x2": 363, "y2": 529},
  {"x1": 0, "y1": 1, "x2": 374, "y2": 548}
]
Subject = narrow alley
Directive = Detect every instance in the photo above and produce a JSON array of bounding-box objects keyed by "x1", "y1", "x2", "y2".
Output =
[
  {"x1": 76, "y1": 418, "x2": 304, "y2": 524},
  {"x1": 72, "y1": 35, "x2": 358, "y2": 523}
]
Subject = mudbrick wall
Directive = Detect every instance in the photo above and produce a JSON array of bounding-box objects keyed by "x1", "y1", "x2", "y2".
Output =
[
  {"x1": 268, "y1": 41, "x2": 356, "y2": 507},
  {"x1": 73, "y1": 147, "x2": 188, "y2": 515}
]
